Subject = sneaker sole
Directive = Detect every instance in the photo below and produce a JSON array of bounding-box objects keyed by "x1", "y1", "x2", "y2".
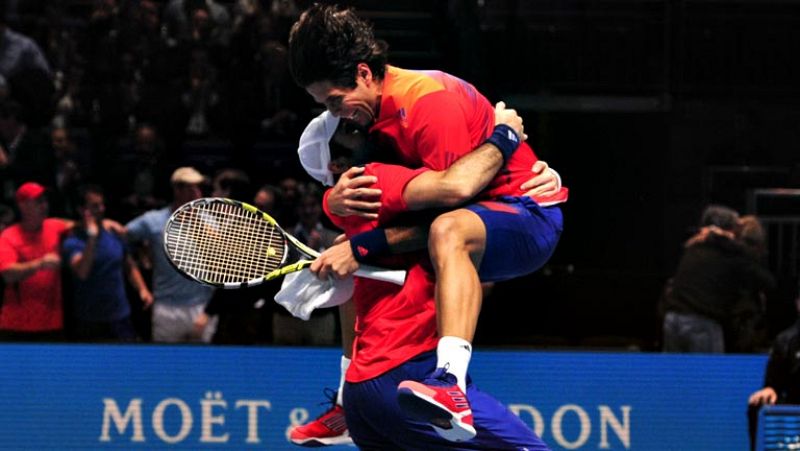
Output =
[
  {"x1": 290, "y1": 434, "x2": 354, "y2": 447},
  {"x1": 397, "y1": 383, "x2": 476, "y2": 442}
]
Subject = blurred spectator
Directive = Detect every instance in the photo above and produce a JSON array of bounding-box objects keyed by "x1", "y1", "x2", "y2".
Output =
[
  {"x1": 181, "y1": 55, "x2": 222, "y2": 137},
  {"x1": 273, "y1": 176, "x2": 302, "y2": 226},
  {"x1": 253, "y1": 183, "x2": 278, "y2": 213},
  {"x1": 108, "y1": 123, "x2": 170, "y2": 222},
  {"x1": 0, "y1": 5, "x2": 51, "y2": 78},
  {"x1": 0, "y1": 202, "x2": 12, "y2": 307},
  {"x1": 48, "y1": 126, "x2": 87, "y2": 218},
  {"x1": 62, "y1": 184, "x2": 152, "y2": 342},
  {"x1": 291, "y1": 188, "x2": 338, "y2": 253},
  {"x1": 728, "y1": 215, "x2": 775, "y2": 353},
  {"x1": 226, "y1": 0, "x2": 302, "y2": 142},
  {"x1": 272, "y1": 189, "x2": 339, "y2": 347},
  {"x1": 0, "y1": 100, "x2": 52, "y2": 203},
  {"x1": 125, "y1": 166, "x2": 215, "y2": 343},
  {"x1": 163, "y1": 0, "x2": 231, "y2": 47},
  {"x1": 196, "y1": 168, "x2": 274, "y2": 344},
  {"x1": 0, "y1": 4, "x2": 54, "y2": 127},
  {"x1": 661, "y1": 205, "x2": 775, "y2": 353},
  {"x1": 746, "y1": 295, "x2": 800, "y2": 450},
  {"x1": 0, "y1": 182, "x2": 70, "y2": 341},
  {"x1": 0, "y1": 202, "x2": 12, "y2": 231},
  {"x1": 256, "y1": 39, "x2": 298, "y2": 137}
]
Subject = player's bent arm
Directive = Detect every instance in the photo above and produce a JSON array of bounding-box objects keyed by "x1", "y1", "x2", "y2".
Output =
[{"x1": 403, "y1": 142, "x2": 504, "y2": 209}]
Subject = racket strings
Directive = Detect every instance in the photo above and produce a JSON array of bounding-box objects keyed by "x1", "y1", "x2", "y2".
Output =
[{"x1": 165, "y1": 202, "x2": 287, "y2": 284}]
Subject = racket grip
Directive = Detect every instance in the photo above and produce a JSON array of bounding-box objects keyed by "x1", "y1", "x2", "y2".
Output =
[{"x1": 354, "y1": 265, "x2": 406, "y2": 285}]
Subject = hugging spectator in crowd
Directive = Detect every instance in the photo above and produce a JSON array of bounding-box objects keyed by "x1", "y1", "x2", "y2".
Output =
[{"x1": 662, "y1": 205, "x2": 775, "y2": 353}]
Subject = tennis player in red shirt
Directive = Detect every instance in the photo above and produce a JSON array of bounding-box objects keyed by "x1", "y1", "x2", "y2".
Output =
[
  {"x1": 288, "y1": 3, "x2": 566, "y2": 444},
  {"x1": 300, "y1": 110, "x2": 550, "y2": 449}
]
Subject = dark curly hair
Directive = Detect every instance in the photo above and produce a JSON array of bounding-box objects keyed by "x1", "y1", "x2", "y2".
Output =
[{"x1": 288, "y1": 3, "x2": 388, "y2": 88}]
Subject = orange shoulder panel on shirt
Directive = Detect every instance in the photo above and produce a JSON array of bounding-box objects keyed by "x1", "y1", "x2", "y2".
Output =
[{"x1": 383, "y1": 66, "x2": 445, "y2": 111}]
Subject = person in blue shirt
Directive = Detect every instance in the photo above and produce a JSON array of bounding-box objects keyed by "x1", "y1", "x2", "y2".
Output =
[
  {"x1": 63, "y1": 184, "x2": 152, "y2": 341},
  {"x1": 125, "y1": 167, "x2": 216, "y2": 342}
]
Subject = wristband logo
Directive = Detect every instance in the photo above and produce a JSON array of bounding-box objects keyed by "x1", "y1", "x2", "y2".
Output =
[
  {"x1": 356, "y1": 245, "x2": 370, "y2": 257},
  {"x1": 508, "y1": 130, "x2": 518, "y2": 143}
]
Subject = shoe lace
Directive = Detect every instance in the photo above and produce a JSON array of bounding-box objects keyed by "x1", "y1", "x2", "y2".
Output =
[
  {"x1": 313, "y1": 388, "x2": 339, "y2": 419},
  {"x1": 429, "y1": 366, "x2": 458, "y2": 386}
]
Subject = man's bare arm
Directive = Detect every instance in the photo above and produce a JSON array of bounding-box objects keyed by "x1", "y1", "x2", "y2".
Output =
[{"x1": 403, "y1": 101, "x2": 523, "y2": 209}]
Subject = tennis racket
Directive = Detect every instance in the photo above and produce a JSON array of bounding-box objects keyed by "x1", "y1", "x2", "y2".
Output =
[{"x1": 163, "y1": 197, "x2": 407, "y2": 288}]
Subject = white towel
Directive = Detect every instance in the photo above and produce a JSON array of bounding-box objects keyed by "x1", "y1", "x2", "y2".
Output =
[{"x1": 274, "y1": 269, "x2": 354, "y2": 320}]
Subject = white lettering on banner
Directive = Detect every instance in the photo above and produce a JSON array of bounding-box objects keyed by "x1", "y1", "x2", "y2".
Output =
[
  {"x1": 552, "y1": 404, "x2": 591, "y2": 449},
  {"x1": 100, "y1": 394, "x2": 271, "y2": 444},
  {"x1": 201, "y1": 392, "x2": 229, "y2": 443},
  {"x1": 509, "y1": 404, "x2": 546, "y2": 437},
  {"x1": 99, "y1": 398, "x2": 145, "y2": 442},
  {"x1": 235, "y1": 399, "x2": 272, "y2": 444},
  {"x1": 287, "y1": 408, "x2": 310, "y2": 441},
  {"x1": 152, "y1": 398, "x2": 193, "y2": 443},
  {"x1": 599, "y1": 405, "x2": 631, "y2": 449},
  {"x1": 509, "y1": 404, "x2": 632, "y2": 449}
]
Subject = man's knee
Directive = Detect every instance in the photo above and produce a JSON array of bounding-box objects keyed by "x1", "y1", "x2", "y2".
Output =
[{"x1": 428, "y1": 214, "x2": 466, "y2": 255}]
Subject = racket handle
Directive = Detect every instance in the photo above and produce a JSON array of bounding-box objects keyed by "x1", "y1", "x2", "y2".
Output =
[{"x1": 354, "y1": 265, "x2": 406, "y2": 285}]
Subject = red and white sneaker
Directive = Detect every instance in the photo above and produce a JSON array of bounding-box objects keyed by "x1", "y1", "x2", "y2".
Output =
[
  {"x1": 289, "y1": 392, "x2": 352, "y2": 447},
  {"x1": 397, "y1": 368, "x2": 476, "y2": 442}
]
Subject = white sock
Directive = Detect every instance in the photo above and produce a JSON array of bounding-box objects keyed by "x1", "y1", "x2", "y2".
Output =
[
  {"x1": 336, "y1": 356, "x2": 351, "y2": 406},
  {"x1": 436, "y1": 336, "x2": 472, "y2": 392}
]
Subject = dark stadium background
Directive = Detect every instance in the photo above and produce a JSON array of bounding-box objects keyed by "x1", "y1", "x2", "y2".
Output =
[{"x1": 4, "y1": 0, "x2": 799, "y2": 351}]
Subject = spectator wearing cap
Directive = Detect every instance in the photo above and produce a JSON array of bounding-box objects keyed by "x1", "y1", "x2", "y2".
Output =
[
  {"x1": 0, "y1": 182, "x2": 71, "y2": 341},
  {"x1": 125, "y1": 167, "x2": 216, "y2": 343}
]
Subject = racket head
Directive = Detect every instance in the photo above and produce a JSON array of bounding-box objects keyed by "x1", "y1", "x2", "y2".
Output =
[{"x1": 163, "y1": 197, "x2": 294, "y2": 288}]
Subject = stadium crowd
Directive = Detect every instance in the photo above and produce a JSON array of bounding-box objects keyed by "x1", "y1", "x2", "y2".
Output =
[
  {"x1": 0, "y1": 0, "x2": 786, "y2": 353},
  {"x1": 0, "y1": 0, "x2": 340, "y2": 344}
]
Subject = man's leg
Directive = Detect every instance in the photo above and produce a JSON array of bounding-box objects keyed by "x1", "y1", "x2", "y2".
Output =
[
  {"x1": 396, "y1": 209, "x2": 485, "y2": 441},
  {"x1": 429, "y1": 209, "x2": 487, "y2": 344},
  {"x1": 398, "y1": 200, "x2": 562, "y2": 442},
  {"x1": 289, "y1": 301, "x2": 356, "y2": 447},
  {"x1": 354, "y1": 351, "x2": 548, "y2": 450}
]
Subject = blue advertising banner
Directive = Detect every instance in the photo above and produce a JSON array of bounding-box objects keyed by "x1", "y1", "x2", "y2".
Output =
[{"x1": 0, "y1": 344, "x2": 766, "y2": 450}]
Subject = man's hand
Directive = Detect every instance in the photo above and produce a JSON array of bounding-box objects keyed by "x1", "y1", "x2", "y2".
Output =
[
  {"x1": 326, "y1": 166, "x2": 382, "y2": 219},
  {"x1": 102, "y1": 218, "x2": 126, "y2": 236},
  {"x1": 0, "y1": 144, "x2": 8, "y2": 168},
  {"x1": 193, "y1": 312, "x2": 209, "y2": 338},
  {"x1": 685, "y1": 225, "x2": 735, "y2": 248},
  {"x1": 309, "y1": 240, "x2": 359, "y2": 280},
  {"x1": 139, "y1": 288, "x2": 154, "y2": 309},
  {"x1": 494, "y1": 101, "x2": 527, "y2": 141},
  {"x1": 748, "y1": 387, "x2": 778, "y2": 406},
  {"x1": 38, "y1": 253, "x2": 61, "y2": 270},
  {"x1": 520, "y1": 160, "x2": 560, "y2": 198},
  {"x1": 84, "y1": 209, "x2": 99, "y2": 238}
]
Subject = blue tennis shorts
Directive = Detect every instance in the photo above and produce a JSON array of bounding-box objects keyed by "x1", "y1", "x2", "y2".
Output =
[
  {"x1": 465, "y1": 197, "x2": 563, "y2": 282},
  {"x1": 343, "y1": 351, "x2": 550, "y2": 450}
]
